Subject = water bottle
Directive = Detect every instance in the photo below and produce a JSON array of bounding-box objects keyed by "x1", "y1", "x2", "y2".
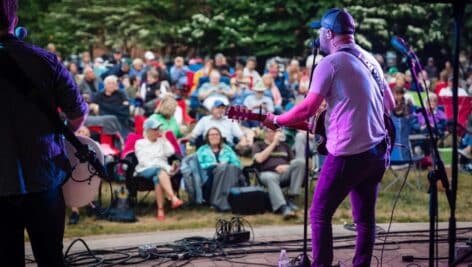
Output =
[{"x1": 278, "y1": 249, "x2": 290, "y2": 267}]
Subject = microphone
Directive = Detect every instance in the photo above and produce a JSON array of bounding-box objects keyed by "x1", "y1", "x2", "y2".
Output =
[
  {"x1": 390, "y1": 36, "x2": 415, "y2": 60},
  {"x1": 311, "y1": 38, "x2": 320, "y2": 48},
  {"x1": 15, "y1": 26, "x2": 27, "y2": 40}
]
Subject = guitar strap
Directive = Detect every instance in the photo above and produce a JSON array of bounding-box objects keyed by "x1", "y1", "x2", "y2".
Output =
[
  {"x1": 338, "y1": 47, "x2": 394, "y2": 162},
  {"x1": 0, "y1": 38, "x2": 107, "y2": 180}
]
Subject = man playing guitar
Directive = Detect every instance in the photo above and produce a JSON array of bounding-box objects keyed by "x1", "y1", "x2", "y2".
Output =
[
  {"x1": 263, "y1": 8, "x2": 395, "y2": 267},
  {"x1": 0, "y1": 1, "x2": 88, "y2": 266}
]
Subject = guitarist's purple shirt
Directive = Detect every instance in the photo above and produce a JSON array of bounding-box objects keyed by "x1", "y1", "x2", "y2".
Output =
[
  {"x1": 0, "y1": 34, "x2": 88, "y2": 196},
  {"x1": 279, "y1": 44, "x2": 392, "y2": 156}
]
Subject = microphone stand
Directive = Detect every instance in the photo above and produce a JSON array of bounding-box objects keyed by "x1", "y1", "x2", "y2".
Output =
[
  {"x1": 407, "y1": 55, "x2": 453, "y2": 267},
  {"x1": 448, "y1": 2, "x2": 465, "y2": 265},
  {"x1": 297, "y1": 44, "x2": 319, "y2": 267}
]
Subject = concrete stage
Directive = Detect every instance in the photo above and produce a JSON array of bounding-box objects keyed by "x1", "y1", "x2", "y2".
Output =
[{"x1": 26, "y1": 222, "x2": 472, "y2": 266}]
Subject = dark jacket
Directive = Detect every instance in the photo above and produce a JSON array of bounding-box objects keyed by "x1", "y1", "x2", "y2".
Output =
[{"x1": 0, "y1": 34, "x2": 88, "y2": 196}]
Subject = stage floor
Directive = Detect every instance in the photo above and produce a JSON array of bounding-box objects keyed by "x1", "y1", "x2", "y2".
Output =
[{"x1": 26, "y1": 222, "x2": 472, "y2": 266}]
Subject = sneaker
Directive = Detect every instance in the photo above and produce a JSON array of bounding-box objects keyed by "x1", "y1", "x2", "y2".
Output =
[
  {"x1": 278, "y1": 205, "x2": 296, "y2": 219},
  {"x1": 459, "y1": 148, "x2": 472, "y2": 160},
  {"x1": 286, "y1": 200, "x2": 299, "y2": 212},
  {"x1": 68, "y1": 212, "x2": 80, "y2": 225}
]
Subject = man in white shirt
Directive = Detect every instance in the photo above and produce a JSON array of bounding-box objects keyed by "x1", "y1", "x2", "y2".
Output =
[{"x1": 183, "y1": 100, "x2": 244, "y2": 148}]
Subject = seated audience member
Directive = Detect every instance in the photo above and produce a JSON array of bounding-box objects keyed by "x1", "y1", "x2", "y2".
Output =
[
  {"x1": 170, "y1": 56, "x2": 190, "y2": 89},
  {"x1": 198, "y1": 70, "x2": 234, "y2": 111},
  {"x1": 267, "y1": 59, "x2": 291, "y2": 107},
  {"x1": 261, "y1": 73, "x2": 282, "y2": 113},
  {"x1": 459, "y1": 113, "x2": 472, "y2": 160},
  {"x1": 438, "y1": 76, "x2": 468, "y2": 97},
  {"x1": 285, "y1": 59, "x2": 301, "y2": 93},
  {"x1": 126, "y1": 75, "x2": 142, "y2": 112},
  {"x1": 149, "y1": 94, "x2": 186, "y2": 139},
  {"x1": 101, "y1": 57, "x2": 131, "y2": 79},
  {"x1": 214, "y1": 53, "x2": 231, "y2": 77},
  {"x1": 90, "y1": 75, "x2": 130, "y2": 137},
  {"x1": 243, "y1": 80, "x2": 275, "y2": 115},
  {"x1": 231, "y1": 65, "x2": 252, "y2": 106},
  {"x1": 434, "y1": 70, "x2": 449, "y2": 95},
  {"x1": 292, "y1": 101, "x2": 327, "y2": 160},
  {"x1": 243, "y1": 56, "x2": 261, "y2": 88},
  {"x1": 182, "y1": 100, "x2": 245, "y2": 148},
  {"x1": 417, "y1": 93, "x2": 447, "y2": 136},
  {"x1": 134, "y1": 118, "x2": 184, "y2": 221},
  {"x1": 393, "y1": 87, "x2": 416, "y2": 117},
  {"x1": 389, "y1": 72, "x2": 409, "y2": 92},
  {"x1": 252, "y1": 127, "x2": 305, "y2": 219},
  {"x1": 129, "y1": 58, "x2": 146, "y2": 80},
  {"x1": 196, "y1": 127, "x2": 245, "y2": 211},
  {"x1": 140, "y1": 69, "x2": 170, "y2": 114},
  {"x1": 78, "y1": 66, "x2": 101, "y2": 102},
  {"x1": 191, "y1": 58, "x2": 213, "y2": 93}
]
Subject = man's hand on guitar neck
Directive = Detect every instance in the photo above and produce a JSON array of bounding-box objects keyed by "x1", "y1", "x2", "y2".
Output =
[{"x1": 262, "y1": 112, "x2": 279, "y2": 130}]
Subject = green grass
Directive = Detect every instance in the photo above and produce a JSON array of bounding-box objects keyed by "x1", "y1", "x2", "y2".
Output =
[{"x1": 63, "y1": 169, "x2": 472, "y2": 239}]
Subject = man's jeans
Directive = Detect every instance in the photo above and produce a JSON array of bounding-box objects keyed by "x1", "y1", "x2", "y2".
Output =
[
  {"x1": 310, "y1": 142, "x2": 387, "y2": 267},
  {"x1": 0, "y1": 186, "x2": 66, "y2": 267}
]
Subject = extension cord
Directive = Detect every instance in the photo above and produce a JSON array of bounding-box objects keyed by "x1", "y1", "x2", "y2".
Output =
[
  {"x1": 138, "y1": 244, "x2": 158, "y2": 258},
  {"x1": 217, "y1": 231, "x2": 250, "y2": 244}
]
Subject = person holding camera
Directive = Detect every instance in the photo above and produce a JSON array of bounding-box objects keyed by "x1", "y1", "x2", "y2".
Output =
[
  {"x1": 198, "y1": 69, "x2": 235, "y2": 111},
  {"x1": 252, "y1": 127, "x2": 305, "y2": 219}
]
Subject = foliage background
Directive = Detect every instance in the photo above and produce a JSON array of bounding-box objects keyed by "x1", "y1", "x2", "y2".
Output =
[{"x1": 17, "y1": 1, "x2": 472, "y2": 63}]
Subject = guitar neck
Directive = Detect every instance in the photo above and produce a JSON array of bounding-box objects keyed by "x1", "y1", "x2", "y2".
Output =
[{"x1": 244, "y1": 112, "x2": 310, "y2": 132}]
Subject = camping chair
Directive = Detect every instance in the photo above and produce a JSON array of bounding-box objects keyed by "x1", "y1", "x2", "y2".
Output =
[
  {"x1": 117, "y1": 131, "x2": 183, "y2": 206},
  {"x1": 383, "y1": 116, "x2": 424, "y2": 191}
]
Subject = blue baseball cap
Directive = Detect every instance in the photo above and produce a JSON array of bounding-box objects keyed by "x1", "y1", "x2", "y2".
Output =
[
  {"x1": 310, "y1": 8, "x2": 355, "y2": 34},
  {"x1": 143, "y1": 118, "x2": 162, "y2": 130},
  {"x1": 212, "y1": 100, "x2": 227, "y2": 109}
]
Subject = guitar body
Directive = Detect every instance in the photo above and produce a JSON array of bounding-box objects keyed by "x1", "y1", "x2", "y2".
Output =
[
  {"x1": 62, "y1": 135, "x2": 104, "y2": 208},
  {"x1": 313, "y1": 110, "x2": 328, "y2": 155}
]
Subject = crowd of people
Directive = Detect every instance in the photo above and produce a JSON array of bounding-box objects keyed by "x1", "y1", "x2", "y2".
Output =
[{"x1": 49, "y1": 42, "x2": 472, "y2": 224}]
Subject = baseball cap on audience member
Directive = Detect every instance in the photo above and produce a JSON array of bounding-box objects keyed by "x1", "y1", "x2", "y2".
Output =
[
  {"x1": 112, "y1": 47, "x2": 121, "y2": 54},
  {"x1": 212, "y1": 100, "x2": 227, "y2": 109},
  {"x1": 310, "y1": 8, "x2": 355, "y2": 34},
  {"x1": 143, "y1": 118, "x2": 162, "y2": 130},
  {"x1": 144, "y1": 51, "x2": 155, "y2": 61}
]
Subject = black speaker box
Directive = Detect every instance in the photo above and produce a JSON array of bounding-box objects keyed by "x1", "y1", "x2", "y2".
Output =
[{"x1": 228, "y1": 186, "x2": 269, "y2": 215}]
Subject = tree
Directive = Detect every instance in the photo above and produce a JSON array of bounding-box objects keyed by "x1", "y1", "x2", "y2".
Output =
[
  {"x1": 17, "y1": 0, "x2": 472, "y2": 61},
  {"x1": 178, "y1": 0, "x2": 323, "y2": 57},
  {"x1": 38, "y1": 0, "x2": 201, "y2": 56}
]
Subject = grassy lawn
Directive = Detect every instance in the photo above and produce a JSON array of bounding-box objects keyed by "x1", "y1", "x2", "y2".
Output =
[{"x1": 64, "y1": 168, "x2": 472, "y2": 239}]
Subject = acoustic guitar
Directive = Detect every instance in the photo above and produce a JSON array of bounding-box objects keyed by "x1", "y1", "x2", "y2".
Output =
[
  {"x1": 62, "y1": 135, "x2": 104, "y2": 208},
  {"x1": 226, "y1": 105, "x2": 395, "y2": 156}
]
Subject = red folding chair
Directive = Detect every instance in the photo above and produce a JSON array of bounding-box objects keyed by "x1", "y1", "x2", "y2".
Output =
[{"x1": 439, "y1": 96, "x2": 472, "y2": 134}]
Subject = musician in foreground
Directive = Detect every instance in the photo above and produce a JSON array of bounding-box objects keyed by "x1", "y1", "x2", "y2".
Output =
[
  {"x1": 263, "y1": 8, "x2": 395, "y2": 267},
  {"x1": 0, "y1": 1, "x2": 88, "y2": 266}
]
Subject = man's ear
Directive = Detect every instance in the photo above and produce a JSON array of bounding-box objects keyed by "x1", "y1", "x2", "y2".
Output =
[{"x1": 326, "y1": 29, "x2": 333, "y2": 40}]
